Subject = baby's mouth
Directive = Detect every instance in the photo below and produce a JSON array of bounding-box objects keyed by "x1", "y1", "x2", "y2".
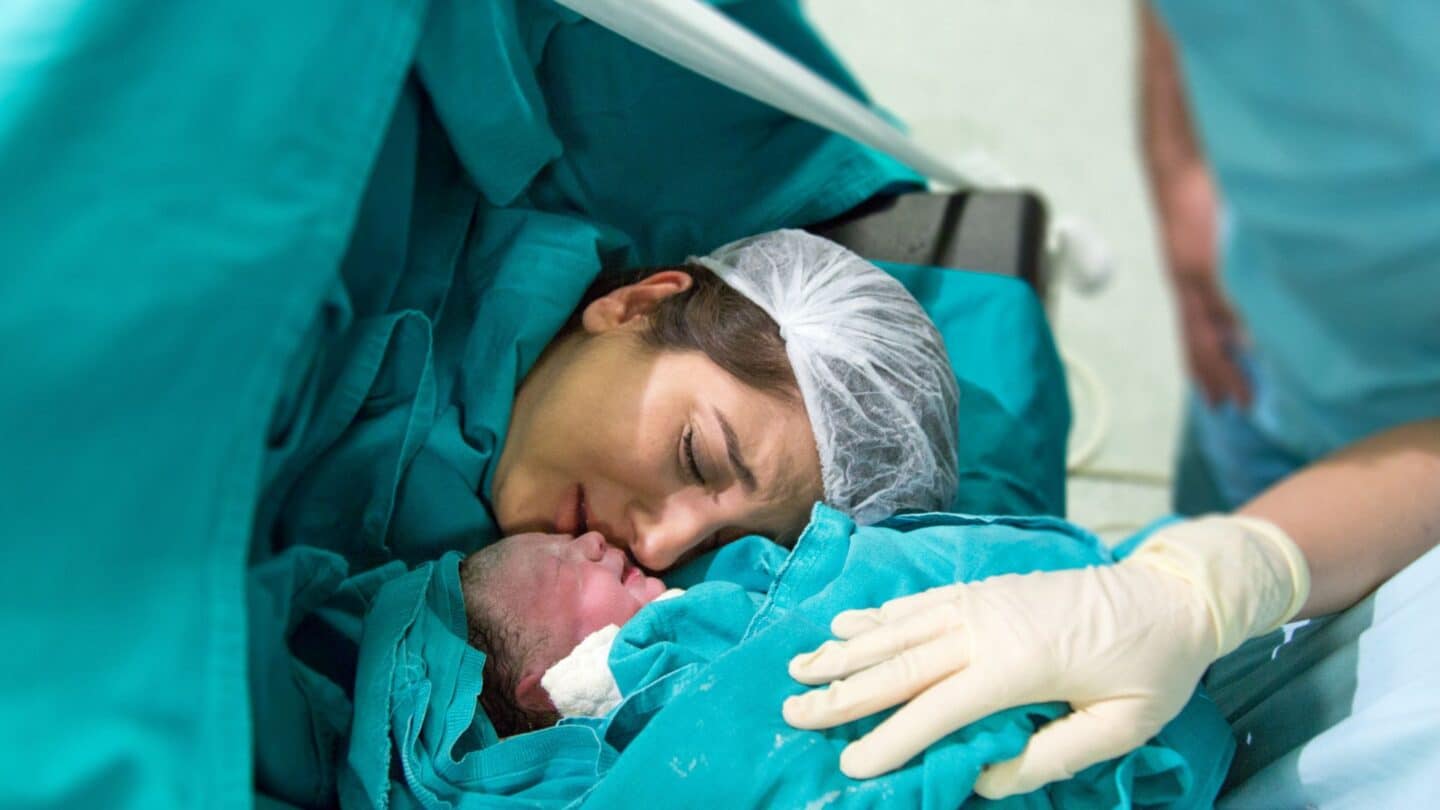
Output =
[{"x1": 620, "y1": 556, "x2": 666, "y2": 603}]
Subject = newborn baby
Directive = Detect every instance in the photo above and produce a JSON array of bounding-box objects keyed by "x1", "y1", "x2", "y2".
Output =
[{"x1": 459, "y1": 530, "x2": 671, "y2": 736}]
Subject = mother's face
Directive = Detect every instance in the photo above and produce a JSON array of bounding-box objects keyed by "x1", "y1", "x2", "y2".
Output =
[{"x1": 492, "y1": 272, "x2": 823, "y2": 572}]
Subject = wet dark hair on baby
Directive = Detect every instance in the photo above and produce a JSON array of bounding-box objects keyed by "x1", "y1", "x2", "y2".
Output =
[{"x1": 459, "y1": 545, "x2": 557, "y2": 737}]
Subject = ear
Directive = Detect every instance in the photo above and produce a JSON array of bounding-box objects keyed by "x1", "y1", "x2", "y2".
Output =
[
  {"x1": 513, "y1": 668, "x2": 555, "y2": 715},
  {"x1": 580, "y1": 270, "x2": 694, "y2": 334}
]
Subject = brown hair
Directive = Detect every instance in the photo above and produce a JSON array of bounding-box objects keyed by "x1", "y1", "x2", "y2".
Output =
[{"x1": 568, "y1": 264, "x2": 799, "y2": 402}]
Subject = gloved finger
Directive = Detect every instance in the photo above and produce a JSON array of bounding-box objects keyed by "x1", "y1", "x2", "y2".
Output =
[
  {"x1": 830, "y1": 583, "x2": 965, "y2": 638},
  {"x1": 838, "y1": 666, "x2": 1015, "y2": 779},
  {"x1": 783, "y1": 633, "x2": 967, "y2": 730},
  {"x1": 973, "y1": 699, "x2": 1161, "y2": 799},
  {"x1": 790, "y1": 603, "x2": 958, "y2": 684}
]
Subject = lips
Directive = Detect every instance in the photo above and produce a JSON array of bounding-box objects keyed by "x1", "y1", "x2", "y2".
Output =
[
  {"x1": 617, "y1": 552, "x2": 645, "y2": 596},
  {"x1": 553, "y1": 483, "x2": 589, "y2": 535},
  {"x1": 622, "y1": 559, "x2": 665, "y2": 603}
]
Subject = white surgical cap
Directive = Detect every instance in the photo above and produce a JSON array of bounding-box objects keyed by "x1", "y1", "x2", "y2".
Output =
[{"x1": 692, "y1": 229, "x2": 960, "y2": 524}]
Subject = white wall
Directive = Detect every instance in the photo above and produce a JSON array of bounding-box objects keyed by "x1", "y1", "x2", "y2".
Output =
[{"x1": 805, "y1": 0, "x2": 1184, "y2": 536}]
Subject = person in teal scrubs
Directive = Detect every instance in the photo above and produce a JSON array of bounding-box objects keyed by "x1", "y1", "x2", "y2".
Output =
[{"x1": 1139, "y1": 1, "x2": 1440, "y2": 512}]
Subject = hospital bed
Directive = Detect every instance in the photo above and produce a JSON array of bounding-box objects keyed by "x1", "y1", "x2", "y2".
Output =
[{"x1": 807, "y1": 189, "x2": 1050, "y2": 300}]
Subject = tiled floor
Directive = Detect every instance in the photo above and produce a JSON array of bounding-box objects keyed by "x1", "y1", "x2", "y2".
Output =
[{"x1": 807, "y1": 0, "x2": 1184, "y2": 540}]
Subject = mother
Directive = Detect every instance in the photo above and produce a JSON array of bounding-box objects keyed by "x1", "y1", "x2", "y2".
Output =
[
  {"x1": 260, "y1": 228, "x2": 961, "y2": 574},
  {"x1": 488, "y1": 229, "x2": 960, "y2": 571},
  {"x1": 276, "y1": 226, "x2": 962, "y2": 573}
]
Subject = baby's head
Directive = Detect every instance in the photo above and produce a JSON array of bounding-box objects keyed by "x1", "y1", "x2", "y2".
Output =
[{"x1": 460, "y1": 530, "x2": 667, "y2": 736}]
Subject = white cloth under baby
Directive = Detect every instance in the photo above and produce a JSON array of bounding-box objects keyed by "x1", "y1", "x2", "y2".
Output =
[{"x1": 541, "y1": 588, "x2": 685, "y2": 718}]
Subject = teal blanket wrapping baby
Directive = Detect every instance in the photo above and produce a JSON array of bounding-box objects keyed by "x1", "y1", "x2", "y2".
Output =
[{"x1": 335, "y1": 505, "x2": 1233, "y2": 808}]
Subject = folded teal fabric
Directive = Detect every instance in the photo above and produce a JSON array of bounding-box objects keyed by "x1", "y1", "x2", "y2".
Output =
[{"x1": 0, "y1": 1, "x2": 427, "y2": 807}]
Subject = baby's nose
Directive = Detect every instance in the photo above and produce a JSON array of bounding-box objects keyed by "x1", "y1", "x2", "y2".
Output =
[{"x1": 573, "y1": 530, "x2": 608, "y2": 561}]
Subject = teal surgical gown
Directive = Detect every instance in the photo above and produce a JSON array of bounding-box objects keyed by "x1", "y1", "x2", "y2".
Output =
[{"x1": 1154, "y1": 1, "x2": 1440, "y2": 466}]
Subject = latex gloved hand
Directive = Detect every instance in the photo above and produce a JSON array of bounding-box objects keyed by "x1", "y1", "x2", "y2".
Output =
[{"x1": 782, "y1": 515, "x2": 1309, "y2": 798}]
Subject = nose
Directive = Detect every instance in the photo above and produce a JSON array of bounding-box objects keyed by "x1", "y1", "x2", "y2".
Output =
[
  {"x1": 627, "y1": 495, "x2": 725, "y2": 572},
  {"x1": 572, "y1": 530, "x2": 608, "y2": 562}
]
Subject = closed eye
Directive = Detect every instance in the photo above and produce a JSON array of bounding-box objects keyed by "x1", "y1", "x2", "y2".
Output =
[{"x1": 683, "y1": 426, "x2": 706, "y2": 486}]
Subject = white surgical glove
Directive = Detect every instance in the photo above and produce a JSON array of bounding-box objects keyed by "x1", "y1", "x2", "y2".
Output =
[{"x1": 782, "y1": 515, "x2": 1309, "y2": 798}]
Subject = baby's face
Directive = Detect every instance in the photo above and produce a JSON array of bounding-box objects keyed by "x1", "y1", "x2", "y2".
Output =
[{"x1": 491, "y1": 531, "x2": 668, "y2": 669}]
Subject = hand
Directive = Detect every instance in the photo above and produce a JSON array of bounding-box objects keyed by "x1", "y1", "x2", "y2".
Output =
[
  {"x1": 1158, "y1": 164, "x2": 1251, "y2": 407},
  {"x1": 783, "y1": 516, "x2": 1309, "y2": 798}
]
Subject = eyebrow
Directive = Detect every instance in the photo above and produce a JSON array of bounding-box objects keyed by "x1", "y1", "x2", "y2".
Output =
[{"x1": 713, "y1": 407, "x2": 759, "y2": 494}]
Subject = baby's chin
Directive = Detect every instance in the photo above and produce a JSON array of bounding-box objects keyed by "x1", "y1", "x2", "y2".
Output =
[
  {"x1": 625, "y1": 568, "x2": 668, "y2": 606},
  {"x1": 641, "y1": 575, "x2": 670, "y2": 603}
]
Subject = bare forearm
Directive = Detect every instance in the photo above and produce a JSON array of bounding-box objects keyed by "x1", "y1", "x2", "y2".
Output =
[
  {"x1": 1138, "y1": 3, "x2": 1204, "y2": 191},
  {"x1": 1240, "y1": 419, "x2": 1440, "y2": 618}
]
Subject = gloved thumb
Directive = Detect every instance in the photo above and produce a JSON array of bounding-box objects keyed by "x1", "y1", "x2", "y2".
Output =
[{"x1": 973, "y1": 699, "x2": 1159, "y2": 799}]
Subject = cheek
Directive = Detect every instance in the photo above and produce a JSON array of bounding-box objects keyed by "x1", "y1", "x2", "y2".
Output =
[
  {"x1": 568, "y1": 398, "x2": 684, "y2": 522},
  {"x1": 573, "y1": 572, "x2": 640, "y2": 638},
  {"x1": 559, "y1": 381, "x2": 673, "y2": 483}
]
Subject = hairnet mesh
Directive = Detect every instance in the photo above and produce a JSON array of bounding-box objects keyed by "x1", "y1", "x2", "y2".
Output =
[{"x1": 692, "y1": 229, "x2": 960, "y2": 524}]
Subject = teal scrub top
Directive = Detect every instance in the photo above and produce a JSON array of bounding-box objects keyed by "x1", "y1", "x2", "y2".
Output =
[{"x1": 1154, "y1": 0, "x2": 1440, "y2": 460}]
